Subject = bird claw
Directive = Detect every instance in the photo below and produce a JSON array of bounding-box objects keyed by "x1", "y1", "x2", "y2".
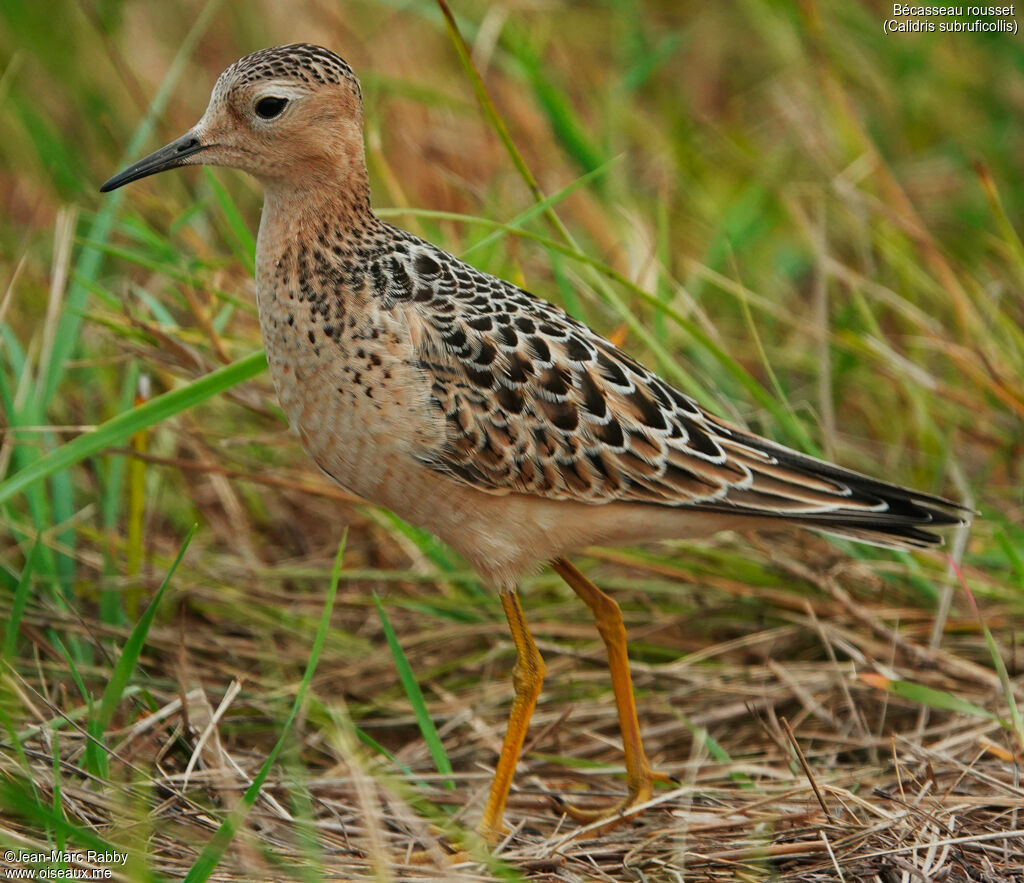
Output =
[{"x1": 551, "y1": 768, "x2": 664, "y2": 827}]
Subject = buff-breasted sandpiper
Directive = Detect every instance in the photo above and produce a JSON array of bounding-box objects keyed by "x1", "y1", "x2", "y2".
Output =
[{"x1": 101, "y1": 44, "x2": 969, "y2": 842}]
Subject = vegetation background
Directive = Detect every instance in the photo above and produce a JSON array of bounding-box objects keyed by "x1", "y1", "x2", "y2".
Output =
[{"x1": 1, "y1": 0, "x2": 1022, "y2": 879}]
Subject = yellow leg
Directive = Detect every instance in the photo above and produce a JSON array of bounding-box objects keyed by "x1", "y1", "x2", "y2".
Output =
[
  {"x1": 552, "y1": 558, "x2": 661, "y2": 824},
  {"x1": 477, "y1": 589, "x2": 546, "y2": 843}
]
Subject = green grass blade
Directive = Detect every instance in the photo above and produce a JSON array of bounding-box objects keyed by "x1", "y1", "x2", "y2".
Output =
[
  {"x1": 994, "y1": 525, "x2": 1024, "y2": 588},
  {"x1": 514, "y1": 46, "x2": 605, "y2": 175},
  {"x1": 38, "y1": 0, "x2": 224, "y2": 411},
  {"x1": 676, "y1": 711, "x2": 753, "y2": 788},
  {"x1": 376, "y1": 510, "x2": 486, "y2": 601},
  {"x1": 83, "y1": 525, "x2": 195, "y2": 778},
  {"x1": 435, "y1": 0, "x2": 568, "y2": 243},
  {"x1": 96, "y1": 525, "x2": 196, "y2": 732},
  {"x1": 350, "y1": 719, "x2": 417, "y2": 779},
  {"x1": 51, "y1": 714, "x2": 64, "y2": 854},
  {"x1": 203, "y1": 168, "x2": 257, "y2": 269},
  {"x1": 50, "y1": 633, "x2": 93, "y2": 713},
  {"x1": 0, "y1": 700, "x2": 38, "y2": 801},
  {"x1": 100, "y1": 363, "x2": 140, "y2": 626},
  {"x1": 183, "y1": 533, "x2": 345, "y2": 883},
  {"x1": 373, "y1": 591, "x2": 455, "y2": 790},
  {"x1": 3, "y1": 539, "x2": 39, "y2": 660},
  {"x1": 460, "y1": 158, "x2": 617, "y2": 261},
  {"x1": 0, "y1": 350, "x2": 267, "y2": 507},
  {"x1": 952, "y1": 558, "x2": 1024, "y2": 750},
  {"x1": 860, "y1": 673, "x2": 1006, "y2": 724}
]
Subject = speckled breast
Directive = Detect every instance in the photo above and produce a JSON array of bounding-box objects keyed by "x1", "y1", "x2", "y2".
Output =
[{"x1": 254, "y1": 245, "x2": 434, "y2": 505}]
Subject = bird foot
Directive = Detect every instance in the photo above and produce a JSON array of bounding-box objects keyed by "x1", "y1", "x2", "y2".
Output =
[
  {"x1": 407, "y1": 827, "x2": 490, "y2": 866},
  {"x1": 552, "y1": 767, "x2": 676, "y2": 827},
  {"x1": 408, "y1": 848, "x2": 474, "y2": 866},
  {"x1": 476, "y1": 818, "x2": 511, "y2": 845}
]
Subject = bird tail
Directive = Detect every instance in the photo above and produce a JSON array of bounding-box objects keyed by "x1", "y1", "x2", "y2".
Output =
[{"x1": 693, "y1": 425, "x2": 972, "y2": 550}]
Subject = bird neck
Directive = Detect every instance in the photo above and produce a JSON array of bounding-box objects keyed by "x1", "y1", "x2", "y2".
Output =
[
  {"x1": 262, "y1": 162, "x2": 374, "y2": 228},
  {"x1": 261, "y1": 168, "x2": 391, "y2": 264},
  {"x1": 255, "y1": 166, "x2": 389, "y2": 285}
]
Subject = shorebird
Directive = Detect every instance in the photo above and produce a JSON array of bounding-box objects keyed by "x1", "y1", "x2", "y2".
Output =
[{"x1": 101, "y1": 44, "x2": 969, "y2": 841}]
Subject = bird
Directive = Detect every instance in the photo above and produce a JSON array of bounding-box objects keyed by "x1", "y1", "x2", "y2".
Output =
[{"x1": 101, "y1": 44, "x2": 969, "y2": 842}]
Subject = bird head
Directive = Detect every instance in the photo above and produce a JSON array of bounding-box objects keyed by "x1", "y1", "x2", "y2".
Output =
[{"x1": 101, "y1": 44, "x2": 366, "y2": 195}]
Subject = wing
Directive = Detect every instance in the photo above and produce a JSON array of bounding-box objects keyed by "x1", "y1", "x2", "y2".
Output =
[{"x1": 373, "y1": 231, "x2": 967, "y2": 547}]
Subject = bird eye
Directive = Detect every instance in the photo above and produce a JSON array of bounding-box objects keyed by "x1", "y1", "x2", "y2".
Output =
[{"x1": 254, "y1": 96, "x2": 288, "y2": 120}]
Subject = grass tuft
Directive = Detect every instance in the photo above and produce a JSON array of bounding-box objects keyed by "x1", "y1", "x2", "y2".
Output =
[{"x1": 373, "y1": 590, "x2": 455, "y2": 791}]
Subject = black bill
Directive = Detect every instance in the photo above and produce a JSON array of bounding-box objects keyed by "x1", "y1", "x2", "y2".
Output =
[{"x1": 100, "y1": 132, "x2": 208, "y2": 192}]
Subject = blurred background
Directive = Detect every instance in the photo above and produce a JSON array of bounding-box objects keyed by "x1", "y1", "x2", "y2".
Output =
[{"x1": 1, "y1": 0, "x2": 1022, "y2": 879}]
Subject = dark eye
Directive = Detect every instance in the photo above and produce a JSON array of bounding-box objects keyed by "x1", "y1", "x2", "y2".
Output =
[{"x1": 254, "y1": 96, "x2": 288, "y2": 120}]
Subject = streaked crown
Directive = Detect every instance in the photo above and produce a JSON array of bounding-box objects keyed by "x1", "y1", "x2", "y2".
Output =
[{"x1": 223, "y1": 43, "x2": 361, "y2": 96}]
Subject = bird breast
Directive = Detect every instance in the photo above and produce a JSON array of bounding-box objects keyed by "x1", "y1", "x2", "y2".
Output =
[{"x1": 253, "y1": 235, "x2": 442, "y2": 505}]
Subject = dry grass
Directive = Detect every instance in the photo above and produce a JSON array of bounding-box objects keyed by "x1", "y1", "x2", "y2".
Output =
[{"x1": 4, "y1": 525, "x2": 1023, "y2": 880}]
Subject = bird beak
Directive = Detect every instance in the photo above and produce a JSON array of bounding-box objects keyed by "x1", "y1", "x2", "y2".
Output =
[{"x1": 100, "y1": 130, "x2": 209, "y2": 192}]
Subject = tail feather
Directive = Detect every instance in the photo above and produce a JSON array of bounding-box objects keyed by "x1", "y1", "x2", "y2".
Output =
[{"x1": 696, "y1": 424, "x2": 972, "y2": 549}]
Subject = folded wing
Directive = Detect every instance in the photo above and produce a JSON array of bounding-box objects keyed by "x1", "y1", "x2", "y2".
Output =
[{"x1": 389, "y1": 239, "x2": 968, "y2": 548}]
